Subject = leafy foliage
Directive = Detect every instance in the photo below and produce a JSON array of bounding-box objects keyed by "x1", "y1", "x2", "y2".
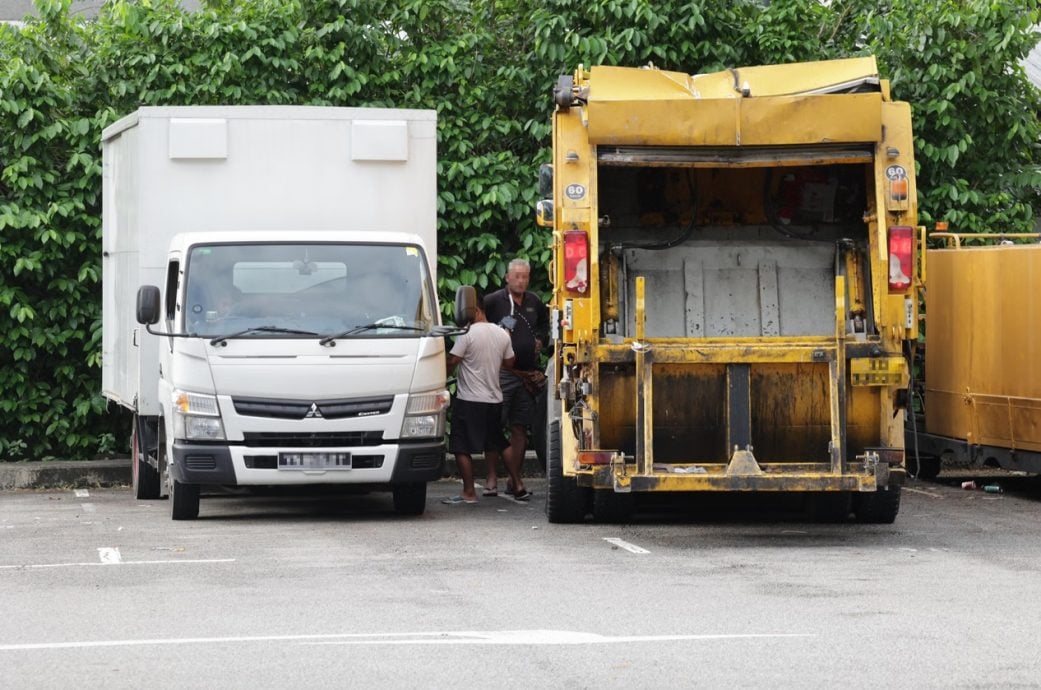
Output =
[
  {"x1": 868, "y1": 1, "x2": 1041, "y2": 231},
  {"x1": 1, "y1": 0, "x2": 1038, "y2": 458}
]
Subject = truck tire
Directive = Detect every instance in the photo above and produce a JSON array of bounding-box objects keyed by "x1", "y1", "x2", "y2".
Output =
[
  {"x1": 392, "y1": 483, "x2": 427, "y2": 516},
  {"x1": 171, "y1": 480, "x2": 200, "y2": 520},
  {"x1": 853, "y1": 486, "x2": 901, "y2": 524},
  {"x1": 131, "y1": 422, "x2": 161, "y2": 500},
  {"x1": 531, "y1": 384, "x2": 548, "y2": 472},
  {"x1": 546, "y1": 418, "x2": 588, "y2": 524},
  {"x1": 592, "y1": 488, "x2": 634, "y2": 524}
]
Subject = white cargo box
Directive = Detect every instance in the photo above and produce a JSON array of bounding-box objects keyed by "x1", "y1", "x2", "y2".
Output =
[{"x1": 101, "y1": 106, "x2": 438, "y2": 415}]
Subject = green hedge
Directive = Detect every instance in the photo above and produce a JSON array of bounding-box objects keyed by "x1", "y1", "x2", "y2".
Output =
[{"x1": 1, "y1": 0, "x2": 1038, "y2": 459}]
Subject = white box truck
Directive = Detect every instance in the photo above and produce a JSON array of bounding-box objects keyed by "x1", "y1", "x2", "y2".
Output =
[{"x1": 102, "y1": 106, "x2": 453, "y2": 519}]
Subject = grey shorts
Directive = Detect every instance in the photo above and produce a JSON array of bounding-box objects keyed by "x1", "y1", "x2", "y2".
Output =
[{"x1": 499, "y1": 371, "x2": 535, "y2": 428}]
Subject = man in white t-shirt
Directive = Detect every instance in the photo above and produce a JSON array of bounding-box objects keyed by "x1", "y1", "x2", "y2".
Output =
[{"x1": 442, "y1": 290, "x2": 516, "y2": 505}]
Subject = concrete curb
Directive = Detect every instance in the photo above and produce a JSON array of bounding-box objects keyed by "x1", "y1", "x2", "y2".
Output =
[
  {"x1": 0, "y1": 453, "x2": 545, "y2": 491},
  {"x1": 0, "y1": 459, "x2": 131, "y2": 491}
]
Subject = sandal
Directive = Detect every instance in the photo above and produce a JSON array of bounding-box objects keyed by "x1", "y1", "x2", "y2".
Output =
[
  {"x1": 482, "y1": 488, "x2": 498, "y2": 497},
  {"x1": 512, "y1": 489, "x2": 533, "y2": 502}
]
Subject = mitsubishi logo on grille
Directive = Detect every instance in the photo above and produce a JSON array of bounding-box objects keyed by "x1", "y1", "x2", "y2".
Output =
[{"x1": 304, "y1": 403, "x2": 323, "y2": 419}]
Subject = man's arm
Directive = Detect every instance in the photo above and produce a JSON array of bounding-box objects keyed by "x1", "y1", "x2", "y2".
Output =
[
  {"x1": 446, "y1": 353, "x2": 463, "y2": 376},
  {"x1": 531, "y1": 293, "x2": 550, "y2": 352},
  {"x1": 502, "y1": 355, "x2": 516, "y2": 372}
]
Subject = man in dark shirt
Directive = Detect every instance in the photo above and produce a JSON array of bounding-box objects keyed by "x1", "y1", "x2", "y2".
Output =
[{"x1": 482, "y1": 258, "x2": 550, "y2": 500}]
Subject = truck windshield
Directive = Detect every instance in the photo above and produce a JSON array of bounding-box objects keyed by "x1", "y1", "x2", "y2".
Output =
[{"x1": 184, "y1": 242, "x2": 436, "y2": 338}]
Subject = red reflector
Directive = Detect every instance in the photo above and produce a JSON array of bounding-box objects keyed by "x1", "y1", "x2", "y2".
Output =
[
  {"x1": 563, "y1": 230, "x2": 589, "y2": 294},
  {"x1": 889, "y1": 177, "x2": 908, "y2": 201},
  {"x1": 577, "y1": 450, "x2": 615, "y2": 465},
  {"x1": 888, "y1": 225, "x2": 913, "y2": 291}
]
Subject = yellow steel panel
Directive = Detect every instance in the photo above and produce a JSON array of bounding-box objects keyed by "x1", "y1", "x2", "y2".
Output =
[
  {"x1": 593, "y1": 339, "x2": 836, "y2": 365},
  {"x1": 716, "y1": 57, "x2": 880, "y2": 98},
  {"x1": 587, "y1": 98, "x2": 738, "y2": 146},
  {"x1": 850, "y1": 357, "x2": 908, "y2": 387},
  {"x1": 587, "y1": 94, "x2": 882, "y2": 147},
  {"x1": 588, "y1": 57, "x2": 879, "y2": 102},
  {"x1": 925, "y1": 246, "x2": 1041, "y2": 452},
  {"x1": 585, "y1": 59, "x2": 884, "y2": 146},
  {"x1": 847, "y1": 385, "x2": 883, "y2": 455},
  {"x1": 750, "y1": 363, "x2": 831, "y2": 462},
  {"x1": 738, "y1": 94, "x2": 882, "y2": 146},
  {"x1": 555, "y1": 112, "x2": 592, "y2": 211},
  {"x1": 578, "y1": 467, "x2": 880, "y2": 492}
]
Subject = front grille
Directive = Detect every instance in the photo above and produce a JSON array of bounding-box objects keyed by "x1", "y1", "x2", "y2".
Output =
[
  {"x1": 185, "y1": 455, "x2": 218, "y2": 470},
  {"x1": 233, "y1": 396, "x2": 394, "y2": 420},
  {"x1": 242, "y1": 431, "x2": 384, "y2": 448},
  {"x1": 410, "y1": 453, "x2": 443, "y2": 469}
]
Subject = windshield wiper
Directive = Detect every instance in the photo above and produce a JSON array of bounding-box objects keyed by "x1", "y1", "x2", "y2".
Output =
[
  {"x1": 319, "y1": 323, "x2": 426, "y2": 346},
  {"x1": 209, "y1": 326, "x2": 320, "y2": 346}
]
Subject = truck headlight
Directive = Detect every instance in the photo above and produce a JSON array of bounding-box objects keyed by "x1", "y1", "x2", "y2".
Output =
[
  {"x1": 400, "y1": 390, "x2": 449, "y2": 439},
  {"x1": 171, "y1": 389, "x2": 226, "y2": 441}
]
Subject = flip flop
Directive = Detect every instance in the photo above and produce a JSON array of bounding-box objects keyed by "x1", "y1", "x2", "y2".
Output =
[
  {"x1": 441, "y1": 495, "x2": 478, "y2": 505},
  {"x1": 512, "y1": 489, "x2": 533, "y2": 502},
  {"x1": 482, "y1": 488, "x2": 498, "y2": 497}
]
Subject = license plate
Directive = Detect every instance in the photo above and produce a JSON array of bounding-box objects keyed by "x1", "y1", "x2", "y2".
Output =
[{"x1": 277, "y1": 452, "x2": 352, "y2": 470}]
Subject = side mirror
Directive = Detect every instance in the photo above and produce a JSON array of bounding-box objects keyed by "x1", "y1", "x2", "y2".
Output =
[
  {"x1": 535, "y1": 199, "x2": 554, "y2": 228},
  {"x1": 454, "y1": 285, "x2": 476, "y2": 326},
  {"x1": 538, "y1": 163, "x2": 554, "y2": 199},
  {"x1": 136, "y1": 285, "x2": 161, "y2": 325}
]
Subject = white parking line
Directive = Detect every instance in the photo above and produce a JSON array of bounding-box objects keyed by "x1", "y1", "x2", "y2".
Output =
[
  {"x1": 80, "y1": 504, "x2": 97, "y2": 513},
  {"x1": 73, "y1": 490, "x2": 89, "y2": 498},
  {"x1": 603, "y1": 537, "x2": 650, "y2": 554},
  {"x1": 0, "y1": 559, "x2": 235, "y2": 571},
  {"x1": 0, "y1": 629, "x2": 814, "y2": 651},
  {"x1": 904, "y1": 486, "x2": 943, "y2": 499},
  {"x1": 97, "y1": 548, "x2": 122, "y2": 564}
]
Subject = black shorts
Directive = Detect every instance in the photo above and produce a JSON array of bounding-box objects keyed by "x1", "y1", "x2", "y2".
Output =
[
  {"x1": 500, "y1": 372, "x2": 536, "y2": 428},
  {"x1": 449, "y1": 398, "x2": 507, "y2": 455}
]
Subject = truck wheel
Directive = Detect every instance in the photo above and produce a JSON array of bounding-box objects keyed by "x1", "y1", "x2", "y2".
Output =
[
  {"x1": 131, "y1": 422, "x2": 161, "y2": 500},
  {"x1": 171, "y1": 480, "x2": 200, "y2": 520},
  {"x1": 853, "y1": 486, "x2": 901, "y2": 524},
  {"x1": 392, "y1": 483, "x2": 427, "y2": 516},
  {"x1": 546, "y1": 418, "x2": 588, "y2": 524},
  {"x1": 531, "y1": 385, "x2": 548, "y2": 473},
  {"x1": 592, "y1": 488, "x2": 634, "y2": 524}
]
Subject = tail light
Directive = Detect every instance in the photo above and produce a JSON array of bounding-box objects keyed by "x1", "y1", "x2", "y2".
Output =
[
  {"x1": 563, "y1": 230, "x2": 588, "y2": 294},
  {"x1": 888, "y1": 225, "x2": 913, "y2": 291}
]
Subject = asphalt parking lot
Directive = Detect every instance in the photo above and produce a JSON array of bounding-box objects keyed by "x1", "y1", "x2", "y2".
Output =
[{"x1": 3, "y1": 473, "x2": 1041, "y2": 688}]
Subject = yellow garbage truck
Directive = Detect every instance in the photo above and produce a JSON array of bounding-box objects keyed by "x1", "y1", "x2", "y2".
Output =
[
  {"x1": 538, "y1": 57, "x2": 918, "y2": 523},
  {"x1": 907, "y1": 232, "x2": 1041, "y2": 479}
]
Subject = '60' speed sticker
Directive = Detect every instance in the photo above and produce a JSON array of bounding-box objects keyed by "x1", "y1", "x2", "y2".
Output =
[
  {"x1": 565, "y1": 183, "x2": 586, "y2": 200},
  {"x1": 885, "y1": 165, "x2": 907, "y2": 181}
]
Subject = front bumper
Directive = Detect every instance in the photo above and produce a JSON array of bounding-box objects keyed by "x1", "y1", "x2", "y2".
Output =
[
  {"x1": 578, "y1": 462, "x2": 905, "y2": 492},
  {"x1": 171, "y1": 439, "x2": 445, "y2": 486}
]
